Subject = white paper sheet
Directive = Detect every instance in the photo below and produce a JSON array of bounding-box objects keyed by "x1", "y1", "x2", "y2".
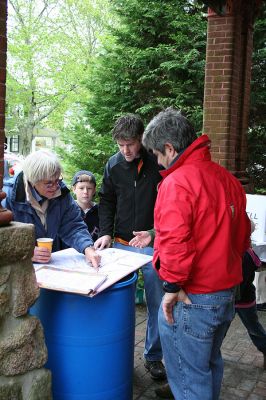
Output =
[{"x1": 35, "y1": 266, "x2": 107, "y2": 295}]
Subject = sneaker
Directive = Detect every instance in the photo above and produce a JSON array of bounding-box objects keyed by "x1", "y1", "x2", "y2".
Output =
[
  {"x1": 144, "y1": 360, "x2": 166, "y2": 380},
  {"x1": 155, "y1": 383, "x2": 174, "y2": 399}
]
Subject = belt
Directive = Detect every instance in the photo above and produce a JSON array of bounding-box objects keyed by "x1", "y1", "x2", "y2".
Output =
[{"x1": 114, "y1": 237, "x2": 129, "y2": 246}]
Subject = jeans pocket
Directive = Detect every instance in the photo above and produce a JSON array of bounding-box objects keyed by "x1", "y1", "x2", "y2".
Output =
[{"x1": 182, "y1": 303, "x2": 219, "y2": 339}]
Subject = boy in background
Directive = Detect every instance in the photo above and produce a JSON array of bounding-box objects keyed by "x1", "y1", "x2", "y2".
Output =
[{"x1": 71, "y1": 170, "x2": 99, "y2": 242}]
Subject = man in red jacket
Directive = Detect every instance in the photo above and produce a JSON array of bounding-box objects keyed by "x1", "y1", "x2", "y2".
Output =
[{"x1": 141, "y1": 108, "x2": 251, "y2": 400}]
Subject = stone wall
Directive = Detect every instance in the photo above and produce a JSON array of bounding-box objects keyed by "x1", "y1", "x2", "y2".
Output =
[{"x1": 0, "y1": 222, "x2": 52, "y2": 400}]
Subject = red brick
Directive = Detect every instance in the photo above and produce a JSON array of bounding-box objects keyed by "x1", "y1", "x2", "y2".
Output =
[
  {"x1": 0, "y1": 68, "x2": 6, "y2": 83},
  {"x1": 0, "y1": 84, "x2": 5, "y2": 99},
  {"x1": 206, "y1": 56, "x2": 226, "y2": 63},
  {"x1": 0, "y1": 115, "x2": 5, "y2": 126},
  {"x1": 207, "y1": 43, "x2": 233, "y2": 52},
  {"x1": 0, "y1": 21, "x2": 7, "y2": 34},
  {"x1": 207, "y1": 18, "x2": 230, "y2": 25},
  {"x1": 0, "y1": 100, "x2": 5, "y2": 115},
  {"x1": 214, "y1": 37, "x2": 234, "y2": 45},
  {"x1": 208, "y1": 31, "x2": 227, "y2": 38},
  {"x1": 205, "y1": 94, "x2": 228, "y2": 102},
  {"x1": 208, "y1": 23, "x2": 233, "y2": 33},
  {"x1": 212, "y1": 62, "x2": 232, "y2": 70},
  {"x1": 0, "y1": 37, "x2": 7, "y2": 52}
]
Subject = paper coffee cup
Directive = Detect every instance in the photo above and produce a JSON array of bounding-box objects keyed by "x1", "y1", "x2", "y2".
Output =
[{"x1": 37, "y1": 238, "x2": 53, "y2": 251}]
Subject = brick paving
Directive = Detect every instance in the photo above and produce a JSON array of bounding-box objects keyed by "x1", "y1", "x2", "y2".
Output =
[{"x1": 133, "y1": 304, "x2": 266, "y2": 400}]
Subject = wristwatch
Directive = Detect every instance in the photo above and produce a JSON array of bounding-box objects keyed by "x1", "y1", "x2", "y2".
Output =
[{"x1": 163, "y1": 281, "x2": 182, "y2": 293}]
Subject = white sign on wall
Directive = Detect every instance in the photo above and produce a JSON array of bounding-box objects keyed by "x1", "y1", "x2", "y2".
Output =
[{"x1": 246, "y1": 194, "x2": 266, "y2": 244}]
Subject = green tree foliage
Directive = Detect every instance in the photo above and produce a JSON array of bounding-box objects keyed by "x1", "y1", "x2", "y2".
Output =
[
  {"x1": 59, "y1": 0, "x2": 207, "y2": 177},
  {"x1": 84, "y1": 0, "x2": 207, "y2": 134},
  {"x1": 61, "y1": 1, "x2": 265, "y2": 194},
  {"x1": 58, "y1": 117, "x2": 117, "y2": 186},
  {"x1": 6, "y1": 0, "x2": 110, "y2": 155},
  {"x1": 248, "y1": 3, "x2": 266, "y2": 192},
  {"x1": 59, "y1": 1, "x2": 207, "y2": 179}
]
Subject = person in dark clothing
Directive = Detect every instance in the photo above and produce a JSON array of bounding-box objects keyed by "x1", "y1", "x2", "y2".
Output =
[
  {"x1": 71, "y1": 170, "x2": 99, "y2": 242},
  {"x1": 94, "y1": 114, "x2": 166, "y2": 381},
  {"x1": 235, "y1": 247, "x2": 266, "y2": 369}
]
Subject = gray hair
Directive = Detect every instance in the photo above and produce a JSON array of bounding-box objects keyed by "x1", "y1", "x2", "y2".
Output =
[
  {"x1": 22, "y1": 150, "x2": 62, "y2": 185},
  {"x1": 143, "y1": 108, "x2": 198, "y2": 154}
]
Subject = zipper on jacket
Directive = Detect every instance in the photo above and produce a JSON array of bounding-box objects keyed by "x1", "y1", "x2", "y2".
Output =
[{"x1": 133, "y1": 178, "x2": 137, "y2": 234}]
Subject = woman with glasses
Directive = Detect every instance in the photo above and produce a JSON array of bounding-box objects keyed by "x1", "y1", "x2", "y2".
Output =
[{"x1": 5, "y1": 149, "x2": 100, "y2": 268}]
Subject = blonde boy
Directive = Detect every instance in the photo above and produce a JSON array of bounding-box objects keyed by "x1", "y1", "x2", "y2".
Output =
[{"x1": 71, "y1": 170, "x2": 99, "y2": 242}]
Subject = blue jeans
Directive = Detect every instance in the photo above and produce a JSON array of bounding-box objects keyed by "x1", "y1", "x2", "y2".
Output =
[
  {"x1": 112, "y1": 242, "x2": 164, "y2": 361},
  {"x1": 159, "y1": 289, "x2": 235, "y2": 400},
  {"x1": 236, "y1": 306, "x2": 266, "y2": 354}
]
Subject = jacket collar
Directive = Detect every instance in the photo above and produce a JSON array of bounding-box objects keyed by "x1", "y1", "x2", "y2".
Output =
[{"x1": 160, "y1": 134, "x2": 211, "y2": 179}]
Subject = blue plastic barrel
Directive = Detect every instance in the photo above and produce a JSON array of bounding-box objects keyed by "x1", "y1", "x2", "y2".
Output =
[{"x1": 31, "y1": 273, "x2": 137, "y2": 400}]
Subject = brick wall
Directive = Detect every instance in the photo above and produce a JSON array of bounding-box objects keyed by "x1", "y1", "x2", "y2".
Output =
[
  {"x1": 203, "y1": 0, "x2": 256, "y2": 187},
  {"x1": 0, "y1": 0, "x2": 7, "y2": 191}
]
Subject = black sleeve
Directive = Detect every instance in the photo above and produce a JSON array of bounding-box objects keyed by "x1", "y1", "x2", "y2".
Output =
[
  {"x1": 240, "y1": 252, "x2": 256, "y2": 294},
  {"x1": 98, "y1": 162, "x2": 117, "y2": 237}
]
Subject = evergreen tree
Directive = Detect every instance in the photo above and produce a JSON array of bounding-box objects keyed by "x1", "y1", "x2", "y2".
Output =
[
  {"x1": 60, "y1": 0, "x2": 265, "y2": 193},
  {"x1": 248, "y1": 3, "x2": 266, "y2": 192},
  {"x1": 85, "y1": 0, "x2": 207, "y2": 135}
]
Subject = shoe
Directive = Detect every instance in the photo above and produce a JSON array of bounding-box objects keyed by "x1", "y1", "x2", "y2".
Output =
[
  {"x1": 144, "y1": 360, "x2": 166, "y2": 380},
  {"x1": 155, "y1": 383, "x2": 174, "y2": 399},
  {"x1": 263, "y1": 353, "x2": 266, "y2": 370}
]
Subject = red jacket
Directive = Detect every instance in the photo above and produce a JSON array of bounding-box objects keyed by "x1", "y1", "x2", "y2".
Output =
[{"x1": 153, "y1": 134, "x2": 251, "y2": 294}]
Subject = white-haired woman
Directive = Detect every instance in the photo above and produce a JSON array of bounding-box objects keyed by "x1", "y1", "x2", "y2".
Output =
[{"x1": 6, "y1": 149, "x2": 100, "y2": 268}]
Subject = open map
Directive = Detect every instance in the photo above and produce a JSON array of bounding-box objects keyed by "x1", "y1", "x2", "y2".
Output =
[{"x1": 33, "y1": 247, "x2": 152, "y2": 296}]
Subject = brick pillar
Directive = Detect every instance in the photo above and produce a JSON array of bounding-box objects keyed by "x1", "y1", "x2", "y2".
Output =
[
  {"x1": 203, "y1": 0, "x2": 257, "y2": 190},
  {"x1": 0, "y1": 0, "x2": 12, "y2": 225}
]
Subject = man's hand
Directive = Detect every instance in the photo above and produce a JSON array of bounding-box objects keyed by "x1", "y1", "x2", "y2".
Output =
[
  {"x1": 84, "y1": 246, "x2": 101, "y2": 269},
  {"x1": 129, "y1": 231, "x2": 152, "y2": 248},
  {"x1": 94, "y1": 235, "x2": 112, "y2": 250},
  {"x1": 162, "y1": 289, "x2": 191, "y2": 324},
  {"x1": 32, "y1": 246, "x2": 51, "y2": 263}
]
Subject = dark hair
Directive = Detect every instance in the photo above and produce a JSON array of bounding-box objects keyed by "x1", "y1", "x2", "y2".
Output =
[
  {"x1": 112, "y1": 114, "x2": 144, "y2": 141},
  {"x1": 143, "y1": 108, "x2": 197, "y2": 154}
]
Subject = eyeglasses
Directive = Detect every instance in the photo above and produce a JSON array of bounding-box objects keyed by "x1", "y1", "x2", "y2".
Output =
[{"x1": 39, "y1": 177, "x2": 63, "y2": 189}]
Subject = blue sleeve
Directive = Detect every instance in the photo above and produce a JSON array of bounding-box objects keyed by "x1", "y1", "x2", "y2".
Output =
[
  {"x1": 58, "y1": 194, "x2": 94, "y2": 253},
  {"x1": 2, "y1": 176, "x2": 15, "y2": 209}
]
